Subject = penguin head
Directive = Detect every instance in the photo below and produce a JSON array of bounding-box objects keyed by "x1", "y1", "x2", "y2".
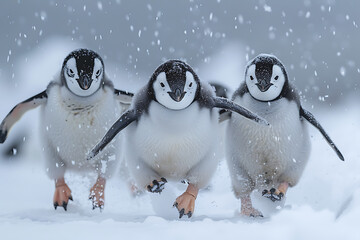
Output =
[
  {"x1": 61, "y1": 49, "x2": 104, "y2": 97},
  {"x1": 150, "y1": 60, "x2": 200, "y2": 110},
  {"x1": 245, "y1": 54, "x2": 288, "y2": 101}
]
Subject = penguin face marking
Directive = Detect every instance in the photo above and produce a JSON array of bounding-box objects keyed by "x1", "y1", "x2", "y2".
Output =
[
  {"x1": 246, "y1": 63, "x2": 285, "y2": 101},
  {"x1": 153, "y1": 71, "x2": 198, "y2": 110},
  {"x1": 63, "y1": 50, "x2": 104, "y2": 97}
]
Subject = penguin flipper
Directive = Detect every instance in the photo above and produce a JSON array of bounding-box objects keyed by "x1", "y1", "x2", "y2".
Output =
[
  {"x1": 300, "y1": 107, "x2": 344, "y2": 161},
  {"x1": 88, "y1": 109, "x2": 139, "y2": 159},
  {"x1": 0, "y1": 90, "x2": 47, "y2": 144},
  {"x1": 114, "y1": 89, "x2": 134, "y2": 105},
  {"x1": 212, "y1": 97, "x2": 269, "y2": 126}
]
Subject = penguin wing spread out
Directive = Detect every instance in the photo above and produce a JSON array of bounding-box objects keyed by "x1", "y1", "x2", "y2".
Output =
[
  {"x1": 88, "y1": 109, "x2": 139, "y2": 159},
  {"x1": 212, "y1": 97, "x2": 269, "y2": 126},
  {"x1": 201, "y1": 84, "x2": 267, "y2": 124},
  {"x1": 89, "y1": 92, "x2": 269, "y2": 159},
  {"x1": 0, "y1": 90, "x2": 48, "y2": 143},
  {"x1": 300, "y1": 106, "x2": 344, "y2": 161},
  {"x1": 114, "y1": 89, "x2": 134, "y2": 105},
  {"x1": 217, "y1": 83, "x2": 248, "y2": 123}
]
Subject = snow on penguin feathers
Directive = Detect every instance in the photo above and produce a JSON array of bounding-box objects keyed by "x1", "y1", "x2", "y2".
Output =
[
  {"x1": 88, "y1": 59, "x2": 269, "y2": 160},
  {"x1": 88, "y1": 59, "x2": 269, "y2": 218},
  {"x1": 238, "y1": 53, "x2": 344, "y2": 161},
  {"x1": 225, "y1": 53, "x2": 344, "y2": 217},
  {"x1": 0, "y1": 48, "x2": 134, "y2": 211},
  {"x1": 0, "y1": 48, "x2": 133, "y2": 144}
]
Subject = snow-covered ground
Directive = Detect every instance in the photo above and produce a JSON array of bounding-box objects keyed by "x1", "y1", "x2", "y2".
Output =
[
  {"x1": 0, "y1": 41, "x2": 359, "y2": 239},
  {"x1": 0, "y1": 94, "x2": 360, "y2": 239},
  {"x1": 0, "y1": 97, "x2": 359, "y2": 240}
]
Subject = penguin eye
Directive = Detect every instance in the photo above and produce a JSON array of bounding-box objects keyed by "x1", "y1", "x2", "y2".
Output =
[
  {"x1": 96, "y1": 69, "x2": 102, "y2": 78},
  {"x1": 189, "y1": 82, "x2": 193, "y2": 87},
  {"x1": 160, "y1": 82, "x2": 165, "y2": 88},
  {"x1": 250, "y1": 75, "x2": 254, "y2": 80},
  {"x1": 67, "y1": 68, "x2": 75, "y2": 78},
  {"x1": 274, "y1": 75, "x2": 279, "y2": 80}
]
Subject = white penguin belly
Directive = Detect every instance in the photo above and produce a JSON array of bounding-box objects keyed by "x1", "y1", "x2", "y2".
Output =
[
  {"x1": 227, "y1": 95, "x2": 310, "y2": 187},
  {"x1": 41, "y1": 86, "x2": 120, "y2": 170},
  {"x1": 127, "y1": 102, "x2": 218, "y2": 180}
]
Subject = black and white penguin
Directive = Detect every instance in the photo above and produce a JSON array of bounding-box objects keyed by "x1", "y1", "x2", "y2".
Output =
[
  {"x1": 88, "y1": 59, "x2": 268, "y2": 218},
  {"x1": 225, "y1": 54, "x2": 344, "y2": 217},
  {"x1": 0, "y1": 48, "x2": 133, "y2": 211}
]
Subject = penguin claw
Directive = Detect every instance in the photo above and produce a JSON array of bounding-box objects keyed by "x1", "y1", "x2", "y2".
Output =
[
  {"x1": 262, "y1": 188, "x2": 284, "y2": 202},
  {"x1": 147, "y1": 177, "x2": 167, "y2": 193},
  {"x1": 241, "y1": 205, "x2": 263, "y2": 217},
  {"x1": 53, "y1": 201, "x2": 68, "y2": 211},
  {"x1": 89, "y1": 192, "x2": 105, "y2": 211},
  {"x1": 179, "y1": 208, "x2": 185, "y2": 219},
  {"x1": 249, "y1": 213, "x2": 264, "y2": 218},
  {"x1": 91, "y1": 198, "x2": 105, "y2": 211},
  {"x1": 63, "y1": 201, "x2": 68, "y2": 211},
  {"x1": 92, "y1": 203, "x2": 104, "y2": 211}
]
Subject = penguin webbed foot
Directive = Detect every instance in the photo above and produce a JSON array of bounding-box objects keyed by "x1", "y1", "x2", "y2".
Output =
[
  {"x1": 241, "y1": 207, "x2": 264, "y2": 218},
  {"x1": 173, "y1": 192, "x2": 196, "y2": 219},
  {"x1": 89, "y1": 193, "x2": 104, "y2": 211},
  {"x1": 262, "y1": 188, "x2": 284, "y2": 202},
  {"x1": 240, "y1": 195, "x2": 263, "y2": 217},
  {"x1": 89, "y1": 177, "x2": 106, "y2": 211},
  {"x1": 89, "y1": 198, "x2": 104, "y2": 211},
  {"x1": 147, "y1": 177, "x2": 167, "y2": 193},
  {"x1": 53, "y1": 184, "x2": 73, "y2": 211}
]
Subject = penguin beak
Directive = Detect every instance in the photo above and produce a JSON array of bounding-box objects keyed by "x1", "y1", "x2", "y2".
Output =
[
  {"x1": 256, "y1": 80, "x2": 273, "y2": 92},
  {"x1": 168, "y1": 88, "x2": 186, "y2": 102},
  {"x1": 78, "y1": 75, "x2": 93, "y2": 90}
]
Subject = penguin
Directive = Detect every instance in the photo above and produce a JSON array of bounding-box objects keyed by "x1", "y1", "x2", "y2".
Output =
[
  {"x1": 225, "y1": 54, "x2": 344, "y2": 217},
  {"x1": 88, "y1": 60, "x2": 269, "y2": 218},
  {"x1": 0, "y1": 48, "x2": 134, "y2": 211}
]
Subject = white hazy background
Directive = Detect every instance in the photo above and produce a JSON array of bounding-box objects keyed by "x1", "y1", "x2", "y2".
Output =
[{"x1": 0, "y1": 1, "x2": 359, "y2": 239}]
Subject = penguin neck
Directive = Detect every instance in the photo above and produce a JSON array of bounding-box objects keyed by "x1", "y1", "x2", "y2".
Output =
[{"x1": 60, "y1": 85, "x2": 105, "y2": 110}]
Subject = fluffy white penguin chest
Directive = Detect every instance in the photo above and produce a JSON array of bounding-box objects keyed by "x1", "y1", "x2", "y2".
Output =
[
  {"x1": 41, "y1": 85, "x2": 121, "y2": 165},
  {"x1": 126, "y1": 102, "x2": 219, "y2": 178},
  {"x1": 229, "y1": 94, "x2": 309, "y2": 180}
]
